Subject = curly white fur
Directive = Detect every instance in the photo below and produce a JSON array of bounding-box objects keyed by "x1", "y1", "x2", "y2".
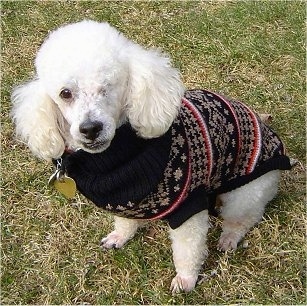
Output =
[
  {"x1": 11, "y1": 20, "x2": 283, "y2": 293},
  {"x1": 12, "y1": 20, "x2": 184, "y2": 161}
]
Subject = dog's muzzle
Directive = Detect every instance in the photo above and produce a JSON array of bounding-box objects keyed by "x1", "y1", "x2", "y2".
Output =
[{"x1": 79, "y1": 119, "x2": 110, "y2": 152}]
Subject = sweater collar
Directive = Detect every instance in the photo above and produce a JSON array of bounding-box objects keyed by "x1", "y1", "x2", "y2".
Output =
[{"x1": 61, "y1": 123, "x2": 173, "y2": 208}]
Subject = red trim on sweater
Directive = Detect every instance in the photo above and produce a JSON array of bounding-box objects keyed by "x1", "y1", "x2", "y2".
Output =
[
  {"x1": 148, "y1": 151, "x2": 192, "y2": 221},
  {"x1": 182, "y1": 97, "x2": 213, "y2": 184},
  {"x1": 237, "y1": 101, "x2": 262, "y2": 174}
]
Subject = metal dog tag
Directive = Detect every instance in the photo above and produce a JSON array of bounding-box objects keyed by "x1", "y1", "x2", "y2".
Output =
[
  {"x1": 48, "y1": 158, "x2": 77, "y2": 199},
  {"x1": 53, "y1": 175, "x2": 77, "y2": 199}
]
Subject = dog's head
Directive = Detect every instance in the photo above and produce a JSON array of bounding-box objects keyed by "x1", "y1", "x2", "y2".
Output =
[{"x1": 12, "y1": 20, "x2": 184, "y2": 160}]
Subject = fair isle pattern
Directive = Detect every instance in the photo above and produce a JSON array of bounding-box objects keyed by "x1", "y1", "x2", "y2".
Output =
[
  {"x1": 183, "y1": 90, "x2": 248, "y2": 191},
  {"x1": 180, "y1": 89, "x2": 285, "y2": 192},
  {"x1": 102, "y1": 89, "x2": 289, "y2": 220},
  {"x1": 105, "y1": 115, "x2": 192, "y2": 219},
  {"x1": 134, "y1": 114, "x2": 192, "y2": 219},
  {"x1": 224, "y1": 97, "x2": 274, "y2": 177},
  {"x1": 184, "y1": 90, "x2": 238, "y2": 190},
  {"x1": 257, "y1": 118, "x2": 286, "y2": 160},
  {"x1": 243, "y1": 102, "x2": 262, "y2": 174},
  {"x1": 222, "y1": 96, "x2": 262, "y2": 177},
  {"x1": 181, "y1": 97, "x2": 213, "y2": 188}
]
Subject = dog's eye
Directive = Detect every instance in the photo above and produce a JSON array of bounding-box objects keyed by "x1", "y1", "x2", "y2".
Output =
[{"x1": 60, "y1": 88, "x2": 73, "y2": 101}]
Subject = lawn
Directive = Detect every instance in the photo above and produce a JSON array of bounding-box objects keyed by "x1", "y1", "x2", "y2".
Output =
[{"x1": 1, "y1": 1, "x2": 306, "y2": 304}]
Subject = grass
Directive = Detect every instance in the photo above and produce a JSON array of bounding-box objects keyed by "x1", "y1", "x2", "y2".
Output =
[{"x1": 1, "y1": 0, "x2": 306, "y2": 304}]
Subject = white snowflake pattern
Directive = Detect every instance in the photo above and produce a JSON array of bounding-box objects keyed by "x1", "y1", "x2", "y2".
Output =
[{"x1": 174, "y1": 168, "x2": 183, "y2": 181}]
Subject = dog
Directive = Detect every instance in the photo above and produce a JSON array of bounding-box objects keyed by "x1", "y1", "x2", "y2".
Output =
[{"x1": 11, "y1": 20, "x2": 292, "y2": 293}]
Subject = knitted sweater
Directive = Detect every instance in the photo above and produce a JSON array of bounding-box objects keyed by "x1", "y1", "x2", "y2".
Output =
[{"x1": 62, "y1": 89, "x2": 292, "y2": 229}]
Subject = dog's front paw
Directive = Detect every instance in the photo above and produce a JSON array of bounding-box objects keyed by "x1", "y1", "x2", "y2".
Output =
[
  {"x1": 170, "y1": 274, "x2": 198, "y2": 293},
  {"x1": 100, "y1": 231, "x2": 129, "y2": 249},
  {"x1": 217, "y1": 232, "x2": 239, "y2": 251}
]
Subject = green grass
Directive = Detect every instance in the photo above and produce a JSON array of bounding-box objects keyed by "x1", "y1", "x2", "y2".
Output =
[{"x1": 1, "y1": 1, "x2": 306, "y2": 304}]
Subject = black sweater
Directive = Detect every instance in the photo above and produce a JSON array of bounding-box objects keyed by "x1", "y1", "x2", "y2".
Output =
[{"x1": 62, "y1": 89, "x2": 292, "y2": 229}]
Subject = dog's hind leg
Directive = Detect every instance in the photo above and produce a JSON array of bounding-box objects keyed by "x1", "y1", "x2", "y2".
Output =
[
  {"x1": 218, "y1": 170, "x2": 281, "y2": 251},
  {"x1": 169, "y1": 210, "x2": 209, "y2": 293},
  {"x1": 100, "y1": 216, "x2": 144, "y2": 249}
]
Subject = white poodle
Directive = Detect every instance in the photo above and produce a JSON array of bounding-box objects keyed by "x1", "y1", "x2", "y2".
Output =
[{"x1": 11, "y1": 20, "x2": 292, "y2": 293}]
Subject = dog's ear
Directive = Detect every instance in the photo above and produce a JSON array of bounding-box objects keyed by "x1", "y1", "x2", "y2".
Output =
[
  {"x1": 11, "y1": 79, "x2": 65, "y2": 161},
  {"x1": 125, "y1": 46, "x2": 185, "y2": 138}
]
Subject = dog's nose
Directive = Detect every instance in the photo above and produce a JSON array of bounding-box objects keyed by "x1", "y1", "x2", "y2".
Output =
[{"x1": 79, "y1": 120, "x2": 103, "y2": 141}]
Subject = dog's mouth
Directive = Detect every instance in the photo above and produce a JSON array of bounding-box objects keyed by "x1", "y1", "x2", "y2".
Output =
[{"x1": 82, "y1": 139, "x2": 111, "y2": 153}]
